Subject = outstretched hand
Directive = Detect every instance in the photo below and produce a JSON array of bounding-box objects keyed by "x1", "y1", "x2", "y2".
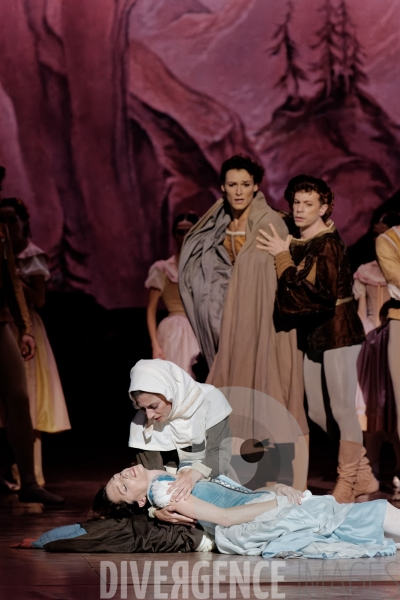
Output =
[
  {"x1": 256, "y1": 223, "x2": 292, "y2": 257},
  {"x1": 275, "y1": 484, "x2": 304, "y2": 505}
]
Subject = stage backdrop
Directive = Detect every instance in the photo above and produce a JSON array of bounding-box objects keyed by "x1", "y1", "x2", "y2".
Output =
[{"x1": 1, "y1": 0, "x2": 400, "y2": 308}]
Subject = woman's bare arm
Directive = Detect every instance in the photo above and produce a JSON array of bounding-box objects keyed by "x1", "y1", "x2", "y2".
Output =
[
  {"x1": 146, "y1": 288, "x2": 165, "y2": 359},
  {"x1": 169, "y1": 494, "x2": 278, "y2": 528},
  {"x1": 357, "y1": 295, "x2": 367, "y2": 324}
]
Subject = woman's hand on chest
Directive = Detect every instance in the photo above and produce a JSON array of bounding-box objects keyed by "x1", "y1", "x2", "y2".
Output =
[{"x1": 167, "y1": 468, "x2": 203, "y2": 502}]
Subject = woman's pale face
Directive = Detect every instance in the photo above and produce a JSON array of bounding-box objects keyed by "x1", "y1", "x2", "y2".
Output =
[
  {"x1": 292, "y1": 190, "x2": 328, "y2": 229},
  {"x1": 105, "y1": 464, "x2": 148, "y2": 505},
  {"x1": 135, "y1": 392, "x2": 172, "y2": 422},
  {"x1": 221, "y1": 169, "x2": 258, "y2": 215}
]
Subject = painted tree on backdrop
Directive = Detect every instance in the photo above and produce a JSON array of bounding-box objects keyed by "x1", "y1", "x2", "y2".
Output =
[
  {"x1": 312, "y1": 0, "x2": 367, "y2": 98},
  {"x1": 269, "y1": 0, "x2": 307, "y2": 105},
  {"x1": 334, "y1": 0, "x2": 367, "y2": 93},
  {"x1": 255, "y1": 0, "x2": 400, "y2": 251}
]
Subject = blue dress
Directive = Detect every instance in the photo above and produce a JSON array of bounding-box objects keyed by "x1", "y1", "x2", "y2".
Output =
[
  {"x1": 148, "y1": 474, "x2": 397, "y2": 559},
  {"x1": 34, "y1": 474, "x2": 396, "y2": 559}
]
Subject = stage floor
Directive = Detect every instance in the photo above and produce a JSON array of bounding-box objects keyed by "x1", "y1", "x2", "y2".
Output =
[{"x1": 1, "y1": 451, "x2": 400, "y2": 600}]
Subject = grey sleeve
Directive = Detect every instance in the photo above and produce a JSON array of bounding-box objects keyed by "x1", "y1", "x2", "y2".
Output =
[
  {"x1": 133, "y1": 450, "x2": 164, "y2": 471},
  {"x1": 202, "y1": 417, "x2": 232, "y2": 478}
]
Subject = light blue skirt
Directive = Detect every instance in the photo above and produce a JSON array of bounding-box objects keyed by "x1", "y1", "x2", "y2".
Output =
[{"x1": 216, "y1": 496, "x2": 397, "y2": 559}]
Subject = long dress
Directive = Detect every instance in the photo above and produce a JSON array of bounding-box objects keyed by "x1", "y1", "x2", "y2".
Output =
[
  {"x1": 13, "y1": 242, "x2": 70, "y2": 432},
  {"x1": 31, "y1": 473, "x2": 396, "y2": 558},
  {"x1": 145, "y1": 255, "x2": 199, "y2": 375},
  {"x1": 353, "y1": 261, "x2": 394, "y2": 433},
  {"x1": 148, "y1": 474, "x2": 396, "y2": 559}
]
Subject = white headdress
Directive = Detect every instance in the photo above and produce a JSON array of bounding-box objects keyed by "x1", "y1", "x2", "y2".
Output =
[{"x1": 128, "y1": 359, "x2": 231, "y2": 451}]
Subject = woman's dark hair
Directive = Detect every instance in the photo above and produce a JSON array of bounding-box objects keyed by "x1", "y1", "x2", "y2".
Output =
[
  {"x1": 172, "y1": 212, "x2": 199, "y2": 236},
  {"x1": 0, "y1": 166, "x2": 5, "y2": 183},
  {"x1": 87, "y1": 485, "x2": 149, "y2": 521},
  {"x1": 0, "y1": 197, "x2": 31, "y2": 237},
  {"x1": 220, "y1": 154, "x2": 265, "y2": 185},
  {"x1": 284, "y1": 175, "x2": 334, "y2": 221},
  {"x1": 131, "y1": 389, "x2": 147, "y2": 409},
  {"x1": 379, "y1": 211, "x2": 400, "y2": 229}
]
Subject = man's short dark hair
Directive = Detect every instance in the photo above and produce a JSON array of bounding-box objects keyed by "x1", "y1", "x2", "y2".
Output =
[{"x1": 284, "y1": 174, "x2": 334, "y2": 221}]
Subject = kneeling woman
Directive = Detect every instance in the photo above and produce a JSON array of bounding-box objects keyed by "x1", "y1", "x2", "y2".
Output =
[
  {"x1": 33, "y1": 464, "x2": 399, "y2": 559},
  {"x1": 128, "y1": 359, "x2": 234, "y2": 511}
]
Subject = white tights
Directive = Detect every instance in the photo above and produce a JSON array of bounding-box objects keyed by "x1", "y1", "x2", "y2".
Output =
[
  {"x1": 383, "y1": 502, "x2": 400, "y2": 538},
  {"x1": 304, "y1": 345, "x2": 363, "y2": 444}
]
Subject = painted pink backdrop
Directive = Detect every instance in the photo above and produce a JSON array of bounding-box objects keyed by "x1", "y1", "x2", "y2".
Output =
[{"x1": 1, "y1": 0, "x2": 400, "y2": 308}]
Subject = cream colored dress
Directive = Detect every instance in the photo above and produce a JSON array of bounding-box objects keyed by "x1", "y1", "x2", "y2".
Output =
[{"x1": 15, "y1": 243, "x2": 71, "y2": 432}]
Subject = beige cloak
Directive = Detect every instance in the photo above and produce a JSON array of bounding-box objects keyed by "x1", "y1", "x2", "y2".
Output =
[{"x1": 179, "y1": 192, "x2": 308, "y2": 445}]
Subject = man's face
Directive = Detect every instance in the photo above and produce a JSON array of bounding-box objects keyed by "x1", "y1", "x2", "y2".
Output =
[{"x1": 292, "y1": 190, "x2": 328, "y2": 229}]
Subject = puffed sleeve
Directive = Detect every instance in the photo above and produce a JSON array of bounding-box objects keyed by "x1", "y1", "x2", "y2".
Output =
[
  {"x1": 275, "y1": 237, "x2": 339, "y2": 315},
  {"x1": 148, "y1": 474, "x2": 175, "y2": 508},
  {"x1": 376, "y1": 234, "x2": 400, "y2": 300},
  {"x1": 352, "y1": 278, "x2": 366, "y2": 300},
  {"x1": 145, "y1": 263, "x2": 167, "y2": 292},
  {"x1": 18, "y1": 254, "x2": 50, "y2": 281}
]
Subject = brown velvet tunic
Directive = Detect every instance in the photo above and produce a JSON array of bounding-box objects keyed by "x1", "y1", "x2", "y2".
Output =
[{"x1": 275, "y1": 223, "x2": 365, "y2": 353}]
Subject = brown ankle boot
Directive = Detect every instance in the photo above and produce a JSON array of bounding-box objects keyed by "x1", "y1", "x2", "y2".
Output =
[
  {"x1": 353, "y1": 446, "x2": 379, "y2": 497},
  {"x1": 331, "y1": 441, "x2": 362, "y2": 503}
]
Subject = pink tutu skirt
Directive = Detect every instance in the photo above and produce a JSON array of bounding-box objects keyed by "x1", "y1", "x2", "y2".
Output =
[{"x1": 157, "y1": 314, "x2": 200, "y2": 376}]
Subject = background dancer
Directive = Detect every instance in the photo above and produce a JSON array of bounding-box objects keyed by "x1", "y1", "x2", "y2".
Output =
[
  {"x1": 353, "y1": 211, "x2": 400, "y2": 486},
  {"x1": 145, "y1": 213, "x2": 199, "y2": 375},
  {"x1": 0, "y1": 197, "x2": 71, "y2": 487},
  {"x1": 0, "y1": 168, "x2": 64, "y2": 505},
  {"x1": 376, "y1": 218, "x2": 400, "y2": 471}
]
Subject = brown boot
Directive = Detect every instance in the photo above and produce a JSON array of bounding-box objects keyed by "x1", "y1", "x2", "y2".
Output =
[
  {"x1": 331, "y1": 440, "x2": 361, "y2": 503},
  {"x1": 353, "y1": 446, "x2": 379, "y2": 497}
]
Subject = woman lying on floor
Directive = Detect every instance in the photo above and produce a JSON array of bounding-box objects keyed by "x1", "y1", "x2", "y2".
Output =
[{"x1": 23, "y1": 463, "x2": 399, "y2": 559}]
